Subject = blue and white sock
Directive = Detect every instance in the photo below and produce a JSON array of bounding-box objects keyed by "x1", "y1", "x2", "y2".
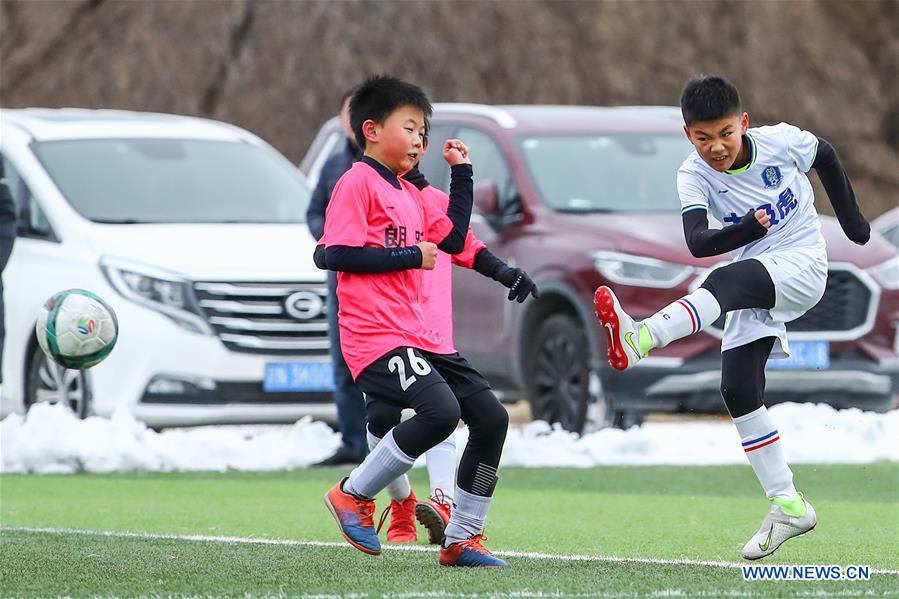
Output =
[
  {"x1": 344, "y1": 429, "x2": 414, "y2": 499},
  {"x1": 643, "y1": 288, "x2": 721, "y2": 349},
  {"x1": 733, "y1": 406, "x2": 797, "y2": 500},
  {"x1": 366, "y1": 429, "x2": 412, "y2": 502}
]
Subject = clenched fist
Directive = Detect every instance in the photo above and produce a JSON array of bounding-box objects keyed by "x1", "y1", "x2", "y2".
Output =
[
  {"x1": 754, "y1": 209, "x2": 771, "y2": 229},
  {"x1": 417, "y1": 241, "x2": 438, "y2": 269},
  {"x1": 443, "y1": 139, "x2": 471, "y2": 166}
]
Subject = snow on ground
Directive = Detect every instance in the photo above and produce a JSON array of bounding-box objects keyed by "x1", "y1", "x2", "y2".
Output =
[{"x1": 1, "y1": 402, "x2": 896, "y2": 474}]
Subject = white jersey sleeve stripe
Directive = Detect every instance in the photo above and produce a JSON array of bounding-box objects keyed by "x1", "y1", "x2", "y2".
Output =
[
  {"x1": 681, "y1": 204, "x2": 707, "y2": 214},
  {"x1": 777, "y1": 122, "x2": 819, "y2": 173}
]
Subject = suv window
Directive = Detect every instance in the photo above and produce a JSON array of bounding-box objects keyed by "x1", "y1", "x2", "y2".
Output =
[
  {"x1": 311, "y1": 130, "x2": 346, "y2": 182},
  {"x1": 518, "y1": 134, "x2": 692, "y2": 212},
  {"x1": 880, "y1": 223, "x2": 899, "y2": 249},
  {"x1": 1, "y1": 156, "x2": 54, "y2": 240},
  {"x1": 31, "y1": 139, "x2": 310, "y2": 224},
  {"x1": 458, "y1": 128, "x2": 520, "y2": 218},
  {"x1": 419, "y1": 125, "x2": 456, "y2": 191}
]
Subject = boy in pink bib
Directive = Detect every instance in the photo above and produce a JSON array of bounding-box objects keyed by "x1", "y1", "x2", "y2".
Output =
[{"x1": 319, "y1": 76, "x2": 518, "y2": 568}]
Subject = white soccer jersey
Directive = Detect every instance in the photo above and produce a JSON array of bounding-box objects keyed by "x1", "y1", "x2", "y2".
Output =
[{"x1": 677, "y1": 123, "x2": 825, "y2": 261}]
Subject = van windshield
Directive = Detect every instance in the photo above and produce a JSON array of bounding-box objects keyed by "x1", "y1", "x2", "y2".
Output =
[
  {"x1": 518, "y1": 134, "x2": 693, "y2": 213},
  {"x1": 32, "y1": 138, "x2": 310, "y2": 223}
]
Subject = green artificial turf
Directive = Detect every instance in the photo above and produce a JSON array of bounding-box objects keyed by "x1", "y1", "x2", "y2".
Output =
[{"x1": 2, "y1": 464, "x2": 896, "y2": 597}]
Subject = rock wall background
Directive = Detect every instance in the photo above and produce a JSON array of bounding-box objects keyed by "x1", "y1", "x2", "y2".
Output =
[{"x1": 2, "y1": 0, "x2": 896, "y2": 216}]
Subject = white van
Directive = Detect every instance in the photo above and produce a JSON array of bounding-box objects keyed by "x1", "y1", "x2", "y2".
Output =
[{"x1": 0, "y1": 108, "x2": 335, "y2": 427}]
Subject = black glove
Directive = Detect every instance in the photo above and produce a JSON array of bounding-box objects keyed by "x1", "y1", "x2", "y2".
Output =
[{"x1": 496, "y1": 266, "x2": 539, "y2": 303}]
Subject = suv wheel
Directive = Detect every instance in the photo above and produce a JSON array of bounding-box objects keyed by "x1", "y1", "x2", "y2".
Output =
[
  {"x1": 25, "y1": 343, "x2": 91, "y2": 418},
  {"x1": 526, "y1": 313, "x2": 600, "y2": 433}
]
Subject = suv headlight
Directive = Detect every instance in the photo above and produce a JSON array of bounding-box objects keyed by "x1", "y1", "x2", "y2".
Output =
[
  {"x1": 592, "y1": 251, "x2": 694, "y2": 288},
  {"x1": 866, "y1": 257, "x2": 899, "y2": 290},
  {"x1": 100, "y1": 256, "x2": 212, "y2": 334}
]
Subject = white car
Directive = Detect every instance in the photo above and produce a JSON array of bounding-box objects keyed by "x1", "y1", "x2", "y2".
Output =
[{"x1": 1, "y1": 108, "x2": 335, "y2": 427}]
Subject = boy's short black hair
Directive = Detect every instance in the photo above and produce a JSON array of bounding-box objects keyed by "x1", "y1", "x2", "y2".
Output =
[
  {"x1": 349, "y1": 75, "x2": 432, "y2": 150},
  {"x1": 680, "y1": 75, "x2": 742, "y2": 125}
]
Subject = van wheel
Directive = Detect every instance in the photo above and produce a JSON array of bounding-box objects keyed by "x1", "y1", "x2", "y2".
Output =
[
  {"x1": 525, "y1": 313, "x2": 597, "y2": 433},
  {"x1": 25, "y1": 344, "x2": 91, "y2": 419}
]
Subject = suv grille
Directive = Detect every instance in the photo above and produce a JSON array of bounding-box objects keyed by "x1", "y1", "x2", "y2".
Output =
[
  {"x1": 194, "y1": 282, "x2": 329, "y2": 355},
  {"x1": 787, "y1": 268, "x2": 873, "y2": 334},
  {"x1": 706, "y1": 265, "x2": 877, "y2": 340}
]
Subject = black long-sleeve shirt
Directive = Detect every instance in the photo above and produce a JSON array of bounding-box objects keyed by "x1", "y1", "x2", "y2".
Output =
[
  {"x1": 402, "y1": 166, "x2": 511, "y2": 280},
  {"x1": 682, "y1": 209, "x2": 768, "y2": 258},
  {"x1": 812, "y1": 138, "x2": 869, "y2": 244},
  {"x1": 0, "y1": 161, "x2": 16, "y2": 240}
]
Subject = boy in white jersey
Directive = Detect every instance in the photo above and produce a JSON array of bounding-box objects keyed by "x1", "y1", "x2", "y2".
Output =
[{"x1": 595, "y1": 75, "x2": 870, "y2": 560}]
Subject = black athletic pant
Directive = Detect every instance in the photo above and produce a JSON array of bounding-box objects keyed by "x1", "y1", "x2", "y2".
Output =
[
  {"x1": 367, "y1": 388, "x2": 508, "y2": 496},
  {"x1": 359, "y1": 348, "x2": 508, "y2": 497},
  {"x1": 700, "y1": 258, "x2": 775, "y2": 313},
  {"x1": 366, "y1": 382, "x2": 460, "y2": 457},
  {"x1": 720, "y1": 336, "x2": 777, "y2": 419},
  {"x1": 700, "y1": 259, "x2": 778, "y2": 419}
]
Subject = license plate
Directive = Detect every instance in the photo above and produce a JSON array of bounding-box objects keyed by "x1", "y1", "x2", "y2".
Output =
[
  {"x1": 766, "y1": 340, "x2": 829, "y2": 370},
  {"x1": 264, "y1": 362, "x2": 335, "y2": 392}
]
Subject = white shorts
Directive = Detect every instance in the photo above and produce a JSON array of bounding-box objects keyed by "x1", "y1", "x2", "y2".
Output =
[{"x1": 721, "y1": 246, "x2": 828, "y2": 359}]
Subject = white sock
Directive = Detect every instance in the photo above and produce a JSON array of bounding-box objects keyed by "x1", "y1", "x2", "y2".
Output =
[
  {"x1": 366, "y1": 429, "x2": 411, "y2": 502},
  {"x1": 443, "y1": 486, "x2": 492, "y2": 547},
  {"x1": 643, "y1": 288, "x2": 721, "y2": 349},
  {"x1": 425, "y1": 434, "x2": 457, "y2": 502},
  {"x1": 344, "y1": 429, "x2": 414, "y2": 499},
  {"x1": 733, "y1": 406, "x2": 797, "y2": 500}
]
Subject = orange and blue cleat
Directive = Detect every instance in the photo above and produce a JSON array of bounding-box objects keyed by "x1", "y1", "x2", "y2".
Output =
[
  {"x1": 381, "y1": 491, "x2": 417, "y2": 543},
  {"x1": 323, "y1": 478, "x2": 381, "y2": 555},
  {"x1": 439, "y1": 534, "x2": 508, "y2": 568},
  {"x1": 415, "y1": 489, "x2": 452, "y2": 545}
]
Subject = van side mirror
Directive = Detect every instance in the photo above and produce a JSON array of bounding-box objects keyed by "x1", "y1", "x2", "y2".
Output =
[{"x1": 474, "y1": 181, "x2": 499, "y2": 216}]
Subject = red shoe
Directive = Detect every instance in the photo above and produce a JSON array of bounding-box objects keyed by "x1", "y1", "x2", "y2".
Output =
[
  {"x1": 439, "y1": 534, "x2": 508, "y2": 568},
  {"x1": 415, "y1": 488, "x2": 452, "y2": 545},
  {"x1": 380, "y1": 491, "x2": 417, "y2": 543},
  {"x1": 323, "y1": 478, "x2": 381, "y2": 555},
  {"x1": 594, "y1": 286, "x2": 643, "y2": 371}
]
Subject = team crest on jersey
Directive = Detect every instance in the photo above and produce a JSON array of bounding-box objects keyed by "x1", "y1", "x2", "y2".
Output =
[{"x1": 761, "y1": 166, "x2": 783, "y2": 189}]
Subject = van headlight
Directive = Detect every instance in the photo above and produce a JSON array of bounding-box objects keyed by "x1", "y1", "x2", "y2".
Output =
[
  {"x1": 100, "y1": 256, "x2": 212, "y2": 334},
  {"x1": 866, "y1": 257, "x2": 899, "y2": 290},
  {"x1": 592, "y1": 251, "x2": 694, "y2": 288}
]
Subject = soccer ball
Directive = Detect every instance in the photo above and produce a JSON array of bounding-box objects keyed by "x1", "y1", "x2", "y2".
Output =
[{"x1": 35, "y1": 289, "x2": 119, "y2": 369}]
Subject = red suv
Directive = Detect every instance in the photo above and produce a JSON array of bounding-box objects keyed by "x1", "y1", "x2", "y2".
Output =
[{"x1": 301, "y1": 104, "x2": 899, "y2": 433}]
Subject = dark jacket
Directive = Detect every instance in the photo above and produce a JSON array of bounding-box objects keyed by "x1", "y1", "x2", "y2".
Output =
[
  {"x1": 306, "y1": 139, "x2": 363, "y2": 241},
  {"x1": 0, "y1": 161, "x2": 17, "y2": 240}
]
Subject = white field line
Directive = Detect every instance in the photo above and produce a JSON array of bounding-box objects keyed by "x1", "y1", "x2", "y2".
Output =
[{"x1": 3, "y1": 525, "x2": 898, "y2": 576}]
